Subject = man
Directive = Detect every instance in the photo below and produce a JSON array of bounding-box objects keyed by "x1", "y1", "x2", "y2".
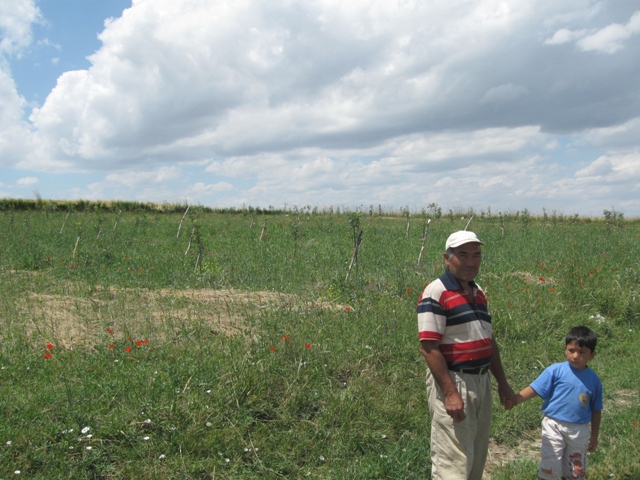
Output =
[{"x1": 417, "y1": 230, "x2": 515, "y2": 479}]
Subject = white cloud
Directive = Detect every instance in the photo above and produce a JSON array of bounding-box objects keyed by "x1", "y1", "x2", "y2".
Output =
[
  {"x1": 2, "y1": 0, "x2": 640, "y2": 215},
  {"x1": 0, "y1": 0, "x2": 40, "y2": 56},
  {"x1": 190, "y1": 182, "x2": 234, "y2": 194},
  {"x1": 577, "y1": 153, "x2": 640, "y2": 180},
  {"x1": 544, "y1": 28, "x2": 587, "y2": 45},
  {"x1": 577, "y1": 10, "x2": 640, "y2": 54},
  {"x1": 479, "y1": 83, "x2": 529, "y2": 105},
  {"x1": 16, "y1": 176, "x2": 39, "y2": 185},
  {"x1": 105, "y1": 166, "x2": 181, "y2": 188}
]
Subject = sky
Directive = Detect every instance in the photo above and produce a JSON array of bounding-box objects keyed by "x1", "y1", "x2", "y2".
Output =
[{"x1": 1, "y1": 0, "x2": 640, "y2": 217}]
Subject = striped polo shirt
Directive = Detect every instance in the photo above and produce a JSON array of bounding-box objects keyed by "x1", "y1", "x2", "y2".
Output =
[{"x1": 417, "y1": 268, "x2": 493, "y2": 370}]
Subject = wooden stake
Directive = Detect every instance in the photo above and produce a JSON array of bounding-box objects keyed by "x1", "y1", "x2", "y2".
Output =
[
  {"x1": 60, "y1": 211, "x2": 70, "y2": 234},
  {"x1": 259, "y1": 219, "x2": 267, "y2": 241},
  {"x1": 113, "y1": 210, "x2": 122, "y2": 231},
  {"x1": 72, "y1": 235, "x2": 80, "y2": 259},
  {"x1": 417, "y1": 219, "x2": 431, "y2": 267},
  {"x1": 185, "y1": 228, "x2": 195, "y2": 255},
  {"x1": 177, "y1": 204, "x2": 190, "y2": 238},
  {"x1": 345, "y1": 229, "x2": 363, "y2": 281},
  {"x1": 464, "y1": 214, "x2": 474, "y2": 231}
]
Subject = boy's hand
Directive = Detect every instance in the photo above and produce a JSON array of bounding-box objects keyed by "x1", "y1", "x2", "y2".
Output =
[{"x1": 588, "y1": 437, "x2": 598, "y2": 452}]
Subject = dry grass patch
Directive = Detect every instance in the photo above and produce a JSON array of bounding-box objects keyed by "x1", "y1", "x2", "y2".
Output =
[
  {"x1": 12, "y1": 287, "x2": 347, "y2": 350},
  {"x1": 485, "y1": 433, "x2": 540, "y2": 478}
]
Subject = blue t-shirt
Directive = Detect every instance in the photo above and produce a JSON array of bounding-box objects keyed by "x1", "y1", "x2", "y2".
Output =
[{"x1": 530, "y1": 361, "x2": 603, "y2": 424}]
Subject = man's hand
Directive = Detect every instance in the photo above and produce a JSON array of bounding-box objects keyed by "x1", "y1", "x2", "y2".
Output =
[
  {"x1": 421, "y1": 340, "x2": 466, "y2": 421},
  {"x1": 498, "y1": 382, "x2": 517, "y2": 410},
  {"x1": 445, "y1": 391, "x2": 465, "y2": 422}
]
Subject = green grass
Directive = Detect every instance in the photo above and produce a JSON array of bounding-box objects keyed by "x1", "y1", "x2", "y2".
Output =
[{"x1": 0, "y1": 209, "x2": 639, "y2": 478}]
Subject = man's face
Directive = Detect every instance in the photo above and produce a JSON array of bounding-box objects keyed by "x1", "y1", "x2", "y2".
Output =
[{"x1": 444, "y1": 242, "x2": 482, "y2": 285}]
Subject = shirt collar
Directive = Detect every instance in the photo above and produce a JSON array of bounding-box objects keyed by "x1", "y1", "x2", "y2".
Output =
[{"x1": 441, "y1": 267, "x2": 477, "y2": 292}]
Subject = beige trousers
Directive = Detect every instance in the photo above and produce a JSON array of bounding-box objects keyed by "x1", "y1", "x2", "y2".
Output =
[{"x1": 426, "y1": 369, "x2": 492, "y2": 480}]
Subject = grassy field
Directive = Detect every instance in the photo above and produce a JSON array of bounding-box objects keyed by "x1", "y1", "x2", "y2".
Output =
[{"x1": 0, "y1": 207, "x2": 638, "y2": 479}]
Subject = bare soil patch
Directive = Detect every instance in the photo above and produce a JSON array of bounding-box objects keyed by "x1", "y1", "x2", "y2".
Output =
[
  {"x1": 485, "y1": 433, "x2": 540, "y2": 478},
  {"x1": 14, "y1": 286, "x2": 347, "y2": 349}
]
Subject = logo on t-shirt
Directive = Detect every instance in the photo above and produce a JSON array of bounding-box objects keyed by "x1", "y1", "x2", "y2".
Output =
[{"x1": 579, "y1": 393, "x2": 589, "y2": 407}]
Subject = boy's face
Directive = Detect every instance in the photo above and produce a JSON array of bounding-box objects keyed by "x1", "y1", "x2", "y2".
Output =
[{"x1": 565, "y1": 340, "x2": 596, "y2": 370}]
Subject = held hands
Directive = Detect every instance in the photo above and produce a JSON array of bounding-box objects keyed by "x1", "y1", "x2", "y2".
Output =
[
  {"x1": 498, "y1": 383, "x2": 517, "y2": 410},
  {"x1": 504, "y1": 393, "x2": 522, "y2": 409}
]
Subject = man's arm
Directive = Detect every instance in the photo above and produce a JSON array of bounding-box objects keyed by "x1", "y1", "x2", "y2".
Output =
[
  {"x1": 421, "y1": 340, "x2": 465, "y2": 422},
  {"x1": 489, "y1": 336, "x2": 516, "y2": 409}
]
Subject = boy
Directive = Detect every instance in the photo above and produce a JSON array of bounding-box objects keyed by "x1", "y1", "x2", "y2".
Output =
[{"x1": 513, "y1": 326, "x2": 603, "y2": 480}]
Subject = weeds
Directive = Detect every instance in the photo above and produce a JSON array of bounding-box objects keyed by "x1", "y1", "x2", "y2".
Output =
[{"x1": 0, "y1": 209, "x2": 638, "y2": 478}]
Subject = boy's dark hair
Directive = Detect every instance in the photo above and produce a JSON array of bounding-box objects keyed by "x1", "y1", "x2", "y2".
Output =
[{"x1": 566, "y1": 326, "x2": 597, "y2": 351}]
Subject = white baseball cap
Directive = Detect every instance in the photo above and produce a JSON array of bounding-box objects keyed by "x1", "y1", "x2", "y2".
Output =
[{"x1": 445, "y1": 230, "x2": 484, "y2": 249}]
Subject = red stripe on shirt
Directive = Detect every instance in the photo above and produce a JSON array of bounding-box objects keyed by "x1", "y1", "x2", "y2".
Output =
[{"x1": 439, "y1": 338, "x2": 492, "y2": 363}]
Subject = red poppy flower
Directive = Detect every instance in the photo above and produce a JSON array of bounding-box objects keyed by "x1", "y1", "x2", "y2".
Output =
[
  {"x1": 128, "y1": 337, "x2": 133, "y2": 342},
  {"x1": 125, "y1": 347, "x2": 132, "y2": 353},
  {"x1": 305, "y1": 343, "x2": 311, "y2": 349},
  {"x1": 46, "y1": 343, "x2": 53, "y2": 349},
  {"x1": 136, "y1": 341, "x2": 143, "y2": 347},
  {"x1": 539, "y1": 277, "x2": 545, "y2": 282},
  {"x1": 550, "y1": 288, "x2": 556, "y2": 293},
  {"x1": 108, "y1": 329, "x2": 114, "y2": 334},
  {"x1": 345, "y1": 306, "x2": 351, "y2": 311},
  {"x1": 108, "y1": 345, "x2": 114, "y2": 350},
  {"x1": 270, "y1": 347, "x2": 276, "y2": 351},
  {"x1": 143, "y1": 339, "x2": 149, "y2": 344},
  {"x1": 44, "y1": 353, "x2": 52, "y2": 359}
]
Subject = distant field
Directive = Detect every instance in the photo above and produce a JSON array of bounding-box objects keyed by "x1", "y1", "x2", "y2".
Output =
[{"x1": 0, "y1": 207, "x2": 638, "y2": 479}]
